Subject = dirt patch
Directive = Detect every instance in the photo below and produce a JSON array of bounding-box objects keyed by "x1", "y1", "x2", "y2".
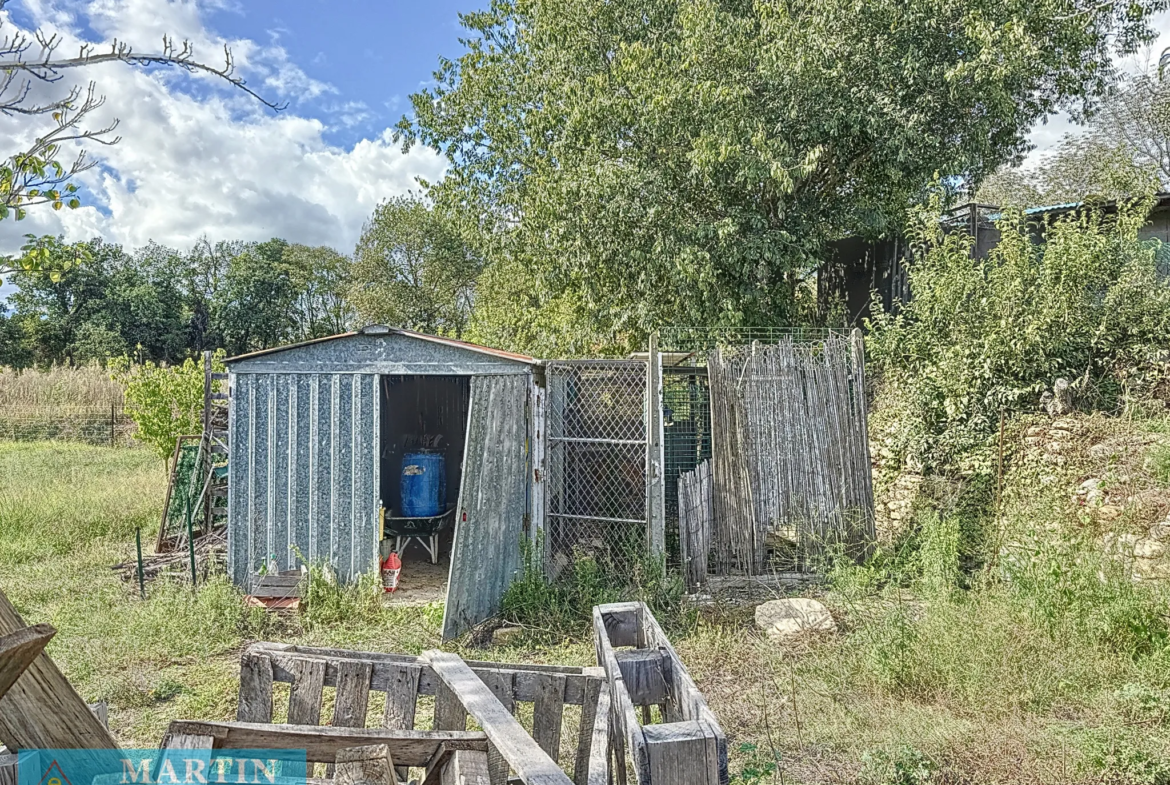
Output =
[{"x1": 382, "y1": 556, "x2": 448, "y2": 607}]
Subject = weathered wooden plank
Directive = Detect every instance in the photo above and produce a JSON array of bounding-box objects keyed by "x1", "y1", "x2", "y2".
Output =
[
  {"x1": 531, "y1": 673, "x2": 566, "y2": 761},
  {"x1": 423, "y1": 651, "x2": 573, "y2": 785},
  {"x1": 334, "y1": 744, "x2": 395, "y2": 785},
  {"x1": 383, "y1": 663, "x2": 421, "y2": 730},
  {"x1": 584, "y1": 682, "x2": 610, "y2": 785},
  {"x1": 164, "y1": 734, "x2": 216, "y2": 749},
  {"x1": 614, "y1": 650, "x2": 667, "y2": 708},
  {"x1": 237, "y1": 652, "x2": 274, "y2": 722},
  {"x1": 476, "y1": 669, "x2": 515, "y2": 785},
  {"x1": 334, "y1": 660, "x2": 373, "y2": 728},
  {"x1": 0, "y1": 588, "x2": 118, "y2": 750},
  {"x1": 440, "y1": 748, "x2": 491, "y2": 785},
  {"x1": 435, "y1": 681, "x2": 469, "y2": 731},
  {"x1": 598, "y1": 603, "x2": 641, "y2": 648},
  {"x1": 325, "y1": 661, "x2": 375, "y2": 777},
  {"x1": 477, "y1": 669, "x2": 515, "y2": 715},
  {"x1": 0, "y1": 753, "x2": 19, "y2": 785},
  {"x1": 643, "y1": 721, "x2": 721, "y2": 785},
  {"x1": 574, "y1": 671, "x2": 603, "y2": 785},
  {"x1": 591, "y1": 607, "x2": 646, "y2": 785},
  {"x1": 163, "y1": 721, "x2": 488, "y2": 766},
  {"x1": 638, "y1": 605, "x2": 728, "y2": 785},
  {"x1": 256, "y1": 645, "x2": 596, "y2": 705},
  {"x1": 287, "y1": 658, "x2": 326, "y2": 725},
  {"x1": 382, "y1": 662, "x2": 421, "y2": 783},
  {"x1": 0, "y1": 624, "x2": 55, "y2": 702}
]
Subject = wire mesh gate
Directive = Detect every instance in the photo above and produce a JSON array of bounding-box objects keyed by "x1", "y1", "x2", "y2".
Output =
[{"x1": 545, "y1": 360, "x2": 650, "y2": 571}]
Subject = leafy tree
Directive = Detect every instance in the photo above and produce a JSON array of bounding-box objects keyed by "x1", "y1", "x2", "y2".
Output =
[
  {"x1": 109, "y1": 354, "x2": 222, "y2": 460},
  {"x1": 0, "y1": 311, "x2": 31, "y2": 368},
  {"x1": 867, "y1": 195, "x2": 1170, "y2": 473},
  {"x1": 179, "y1": 238, "x2": 236, "y2": 352},
  {"x1": 6, "y1": 238, "x2": 107, "y2": 366},
  {"x1": 978, "y1": 62, "x2": 1170, "y2": 206},
  {"x1": 283, "y1": 244, "x2": 357, "y2": 338},
  {"x1": 6, "y1": 237, "x2": 190, "y2": 366},
  {"x1": 977, "y1": 133, "x2": 1159, "y2": 206},
  {"x1": 211, "y1": 239, "x2": 299, "y2": 355},
  {"x1": 349, "y1": 196, "x2": 479, "y2": 336},
  {"x1": 400, "y1": 0, "x2": 1167, "y2": 354}
]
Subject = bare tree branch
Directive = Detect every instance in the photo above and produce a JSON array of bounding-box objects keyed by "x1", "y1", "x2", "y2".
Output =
[{"x1": 0, "y1": 3, "x2": 284, "y2": 222}]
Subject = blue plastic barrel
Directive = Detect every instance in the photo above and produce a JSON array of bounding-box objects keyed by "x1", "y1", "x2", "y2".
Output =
[{"x1": 400, "y1": 452, "x2": 445, "y2": 517}]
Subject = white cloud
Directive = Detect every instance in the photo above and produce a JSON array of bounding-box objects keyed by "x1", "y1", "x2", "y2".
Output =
[{"x1": 0, "y1": 0, "x2": 445, "y2": 258}]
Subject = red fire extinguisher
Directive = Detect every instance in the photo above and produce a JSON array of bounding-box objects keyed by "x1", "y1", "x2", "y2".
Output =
[{"x1": 381, "y1": 551, "x2": 402, "y2": 593}]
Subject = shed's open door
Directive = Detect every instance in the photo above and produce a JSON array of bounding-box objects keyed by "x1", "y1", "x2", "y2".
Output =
[{"x1": 442, "y1": 374, "x2": 530, "y2": 640}]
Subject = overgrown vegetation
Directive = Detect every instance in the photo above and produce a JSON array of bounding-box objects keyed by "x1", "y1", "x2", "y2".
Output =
[
  {"x1": 0, "y1": 365, "x2": 129, "y2": 443},
  {"x1": 0, "y1": 442, "x2": 466, "y2": 746},
  {"x1": 500, "y1": 537, "x2": 687, "y2": 642},
  {"x1": 868, "y1": 196, "x2": 1170, "y2": 474}
]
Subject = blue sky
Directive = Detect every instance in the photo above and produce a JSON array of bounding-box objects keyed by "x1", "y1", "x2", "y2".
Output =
[
  {"x1": 198, "y1": 1, "x2": 483, "y2": 148},
  {"x1": 0, "y1": 0, "x2": 482, "y2": 270}
]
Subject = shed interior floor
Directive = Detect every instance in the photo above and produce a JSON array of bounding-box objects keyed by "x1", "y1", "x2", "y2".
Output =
[
  {"x1": 379, "y1": 374, "x2": 470, "y2": 567},
  {"x1": 380, "y1": 553, "x2": 449, "y2": 606}
]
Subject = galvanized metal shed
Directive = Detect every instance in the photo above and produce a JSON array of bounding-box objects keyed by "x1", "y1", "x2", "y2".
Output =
[{"x1": 223, "y1": 325, "x2": 542, "y2": 639}]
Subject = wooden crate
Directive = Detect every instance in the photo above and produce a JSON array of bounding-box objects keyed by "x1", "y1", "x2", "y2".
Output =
[{"x1": 593, "y1": 602, "x2": 728, "y2": 785}]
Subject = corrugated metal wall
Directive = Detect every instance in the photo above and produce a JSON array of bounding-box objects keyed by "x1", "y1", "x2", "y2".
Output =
[{"x1": 227, "y1": 372, "x2": 380, "y2": 586}]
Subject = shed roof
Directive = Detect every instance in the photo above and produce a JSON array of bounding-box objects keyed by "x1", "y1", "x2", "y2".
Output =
[{"x1": 224, "y1": 325, "x2": 536, "y2": 375}]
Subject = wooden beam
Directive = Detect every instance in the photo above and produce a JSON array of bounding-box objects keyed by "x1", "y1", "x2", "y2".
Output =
[
  {"x1": 164, "y1": 734, "x2": 215, "y2": 750},
  {"x1": 0, "y1": 587, "x2": 117, "y2": 751},
  {"x1": 162, "y1": 721, "x2": 488, "y2": 767},
  {"x1": 643, "y1": 723, "x2": 721, "y2": 785},
  {"x1": 583, "y1": 680, "x2": 610, "y2": 785},
  {"x1": 573, "y1": 671, "x2": 603, "y2": 785},
  {"x1": 614, "y1": 650, "x2": 667, "y2": 708},
  {"x1": 0, "y1": 624, "x2": 55, "y2": 702},
  {"x1": 422, "y1": 652, "x2": 573, "y2": 785},
  {"x1": 248, "y1": 643, "x2": 601, "y2": 706},
  {"x1": 237, "y1": 652, "x2": 274, "y2": 722},
  {"x1": 440, "y1": 748, "x2": 491, "y2": 785},
  {"x1": 334, "y1": 744, "x2": 395, "y2": 785}
]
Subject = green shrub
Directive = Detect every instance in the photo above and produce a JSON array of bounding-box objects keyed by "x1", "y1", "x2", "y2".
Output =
[
  {"x1": 868, "y1": 195, "x2": 1170, "y2": 473},
  {"x1": 499, "y1": 537, "x2": 687, "y2": 641},
  {"x1": 109, "y1": 353, "x2": 224, "y2": 460},
  {"x1": 302, "y1": 562, "x2": 383, "y2": 629}
]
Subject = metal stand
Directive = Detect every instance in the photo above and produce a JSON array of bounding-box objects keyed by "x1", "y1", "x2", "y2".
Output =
[{"x1": 381, "y1": 508, "x2": 455, "y2": 564}]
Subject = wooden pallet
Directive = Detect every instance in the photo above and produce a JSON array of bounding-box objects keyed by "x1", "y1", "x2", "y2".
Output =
[{"x1": 236, "y1": 643, "x2": 605, "y2": 784}]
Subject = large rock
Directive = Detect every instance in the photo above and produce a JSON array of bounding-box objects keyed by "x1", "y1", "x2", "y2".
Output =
[{"x1": 755, "y1": 598, "x2": 836, "y2": 640}]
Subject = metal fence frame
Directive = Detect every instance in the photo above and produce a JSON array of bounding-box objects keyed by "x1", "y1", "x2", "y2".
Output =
[{"x1": 544, "y1": 360, "x2": 654, "y2": 572}]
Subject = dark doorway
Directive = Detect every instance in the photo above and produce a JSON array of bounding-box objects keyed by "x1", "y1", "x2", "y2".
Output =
[{"x1": 378, "y1": 375, "x2": 471, "y2": 570}]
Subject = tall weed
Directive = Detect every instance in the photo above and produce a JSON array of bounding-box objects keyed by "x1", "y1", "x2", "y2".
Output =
[{"x1": 500, "y1": 536, "x2": 687, "y2": 641}]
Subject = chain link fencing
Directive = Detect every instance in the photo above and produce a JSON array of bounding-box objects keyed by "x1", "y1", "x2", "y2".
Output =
[{"x1": 545, "y1": 360, "x2": 649, "y2": 573}]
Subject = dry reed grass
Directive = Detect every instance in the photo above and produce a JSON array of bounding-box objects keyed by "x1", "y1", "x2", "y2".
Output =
[
  {"x1": 0, "y1": 365, "x2": 123, "y2": 407},
  {"x1": 0, "y1": 366, "x2": 131, "y2": 444}
]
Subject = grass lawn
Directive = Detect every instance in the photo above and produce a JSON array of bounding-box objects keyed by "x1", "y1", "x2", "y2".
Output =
[{"x1": 4, "y1": 433, "x2": 1170, "y2": 783}]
